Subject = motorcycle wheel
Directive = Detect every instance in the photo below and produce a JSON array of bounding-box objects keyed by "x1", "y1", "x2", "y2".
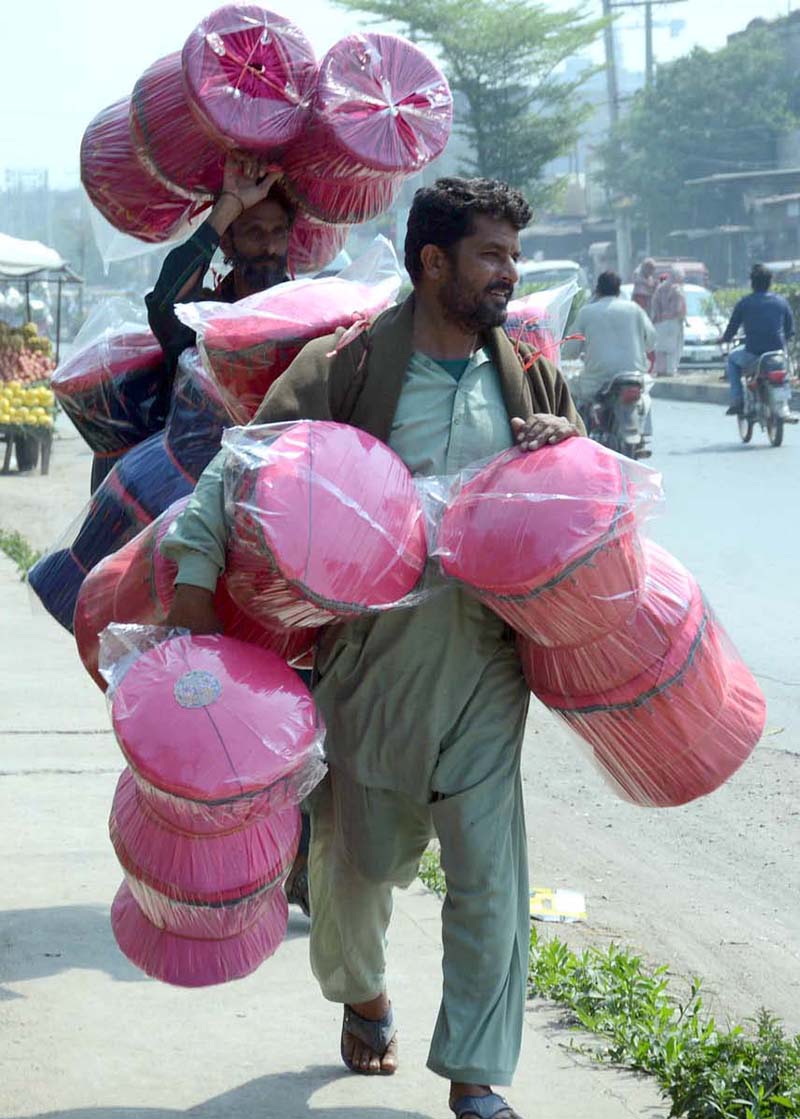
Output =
[
  {"x1": 737, "y1": 415, "x2": 754, "y2": 443},
  {"x1": 767, "y1": 415, "x2": 784, "y2": 447}
]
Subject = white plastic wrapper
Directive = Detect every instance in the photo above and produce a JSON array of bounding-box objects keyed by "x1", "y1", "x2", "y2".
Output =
[
  {"x1": 433, "y1": 437, "x2": 663, "y2": 646},
  {"x1": 101, "y1": 626, "x2": 327, "y2": 832},
  {"x1": 222, "y1": 421, "x2": 429, "y2": 630},
  {"x1": 176, "y1": 236, "x2": 401, "y2": 421}
]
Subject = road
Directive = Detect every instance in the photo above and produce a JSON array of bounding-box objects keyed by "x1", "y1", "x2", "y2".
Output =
[
  {"x1": 522, "y1": 396, "x2": 800, "y2": 1038},
  {"x1": 648, "y1": 398, "x2": 800, "y2": 753}
]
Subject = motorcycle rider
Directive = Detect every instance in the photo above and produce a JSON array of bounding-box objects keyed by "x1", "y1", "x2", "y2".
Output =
[
  {"x1": 571, "y1": 270, "x2": 656, "y2": 428},
  {"x1": 721, "y1": 263, "x2": 794, "y2": 417}
]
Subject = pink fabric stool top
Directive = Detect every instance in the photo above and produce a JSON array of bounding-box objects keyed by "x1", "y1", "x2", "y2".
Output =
[
  {"x1": 437, "y1": 439, "x2": 655, "y2": 596},
  {"x1": 181, "y1": 6, "x2": 317, "y2": 154},
  {"x1": 226, "y1": 421, "x2": 428, "y2": 628},
  {"x1": 111, "y1": 634, "x2": 325, "y2": 831}
]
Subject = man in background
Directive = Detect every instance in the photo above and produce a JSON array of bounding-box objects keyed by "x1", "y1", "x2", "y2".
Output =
[{"x1": 721, "y1": 263, "x2": 794, "y2": 417}]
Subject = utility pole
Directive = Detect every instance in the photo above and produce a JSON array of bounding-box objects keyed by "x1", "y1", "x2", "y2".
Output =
[
  {"x1": 602, "y1": 0, "x2": 633, "y2": 280},
  {"x1": 603, "y1": 0, "x2": 686, "y2": 273}
]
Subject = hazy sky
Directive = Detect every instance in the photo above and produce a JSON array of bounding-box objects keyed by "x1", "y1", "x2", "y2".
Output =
[{"x1": 0, "y1": 0, "x2": 794, "y2": 189}]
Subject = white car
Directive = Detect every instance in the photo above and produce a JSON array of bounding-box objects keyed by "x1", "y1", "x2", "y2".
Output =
[
  {"x1": 621, "y1": 282, "x2": 725, "y2": 366},
  {"x1": 516, "y1": 259, "x2": 589, "y2": 295}
]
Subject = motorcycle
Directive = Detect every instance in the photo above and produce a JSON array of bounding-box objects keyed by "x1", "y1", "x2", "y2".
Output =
[
  {"x1": 586, "y1": 372, "x2": 652, "y2": 459},
  {"x1": 736, "y1": 350, "x2": 797, "y2": 448}
]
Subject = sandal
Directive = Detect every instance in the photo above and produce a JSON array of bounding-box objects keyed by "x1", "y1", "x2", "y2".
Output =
[
  {"x1": 340, "y1": 1003, "x2": 398, "y2": 1076},
  {"x1": 451, "y1": 1091, "x2": 523, "y2": 1118}
]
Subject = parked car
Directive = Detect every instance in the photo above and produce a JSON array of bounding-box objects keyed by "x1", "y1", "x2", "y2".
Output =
[
  {"x1": 621, "y1": 283, "x2": 725, "y2": 366},
  {"x1": 515, "y1": 259, "x2": 589, "y2": 295}
]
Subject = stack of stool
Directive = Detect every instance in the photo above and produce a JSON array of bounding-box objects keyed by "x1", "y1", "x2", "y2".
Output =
[
  {"x1": 107, "y1": 633, "x2": 325, "y2": 986},
  {"x1": 436, "y1": 440, "x2": 766, "y2": 807}
]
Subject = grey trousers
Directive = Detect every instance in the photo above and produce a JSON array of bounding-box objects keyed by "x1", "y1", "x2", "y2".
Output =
[{"x1": 307, "y1": 689, "x2": 530, "y2": 1086}]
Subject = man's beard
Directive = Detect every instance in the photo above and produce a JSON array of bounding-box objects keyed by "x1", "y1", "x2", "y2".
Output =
[
  {"x1": 437, "y1": 273, "x2": 513, "y2": 333},
  {"x1": 231, "y1": 252, "x2": 288, "y2": 292}
]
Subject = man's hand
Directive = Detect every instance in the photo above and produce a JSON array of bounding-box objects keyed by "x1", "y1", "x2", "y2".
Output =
[
  {"x1": 511, "y1": 414, "x2": 580, "y2": 453},
  {"x1": 208, "y1": 154, "x2": 283, "y2": 236},
  {"x1": 222, "y1": 152, "x2": 282, "y2": 213},
  {"x1": 165, "y1": 585, "x2": 223, "y2": 634}
]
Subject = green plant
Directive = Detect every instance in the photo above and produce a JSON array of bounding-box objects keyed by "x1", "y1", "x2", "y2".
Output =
[
  {"x1": 0, "y1": 527, "x2": 41, "y2": 578},
  {"x1": 418, "y1": 846, "x2": 800, "y2": 1118}
]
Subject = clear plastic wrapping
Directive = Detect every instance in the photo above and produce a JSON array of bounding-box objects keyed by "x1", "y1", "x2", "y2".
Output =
[
  {"x1": 434, "y1": 438, "x2": 663, "y2": 646},
  {"x1": 81, "y1": 98, "x2": 204, "y2": 243},
  {"x1": 287, "y1": 212, "x2": 350, "y2": 276},
  {"x1": 181, "y1": 6, "x2": 317, "y2": 155},
  {"x1": 163, "y1": 348, "x2": 229, "y2": 480},
  {"x1": 177, "y1": 236, "x2": 401, "y2": 421},
  {"x1": 28, "y1": 419, "x2": 216, "y2": 633},
  {"x1": 223, "y1": 421, "x2": 429, "y2": 629},
  {"x1": 74, "y1": 498, "x2": 317, "y2": 690},
  {"x1": 110, "y1": 767, "x2": 300, "y2": 937},
  {"x1": 522, "y1": 552, "x2": 766, "y2": 809},
  {"x1": 104, "y1": 629, "x2": 327, "y2": 832},
  {"x1": 283, "y1": 32, "x2": 451, "y2": 224},
  {"x1": 51, "y1": 300, "x2": 167, "y2": 456},
  {"x1": 504, "y1": 280, "x2": 579, "y2": 366},
  {"x1": 432, "y1": 439, "x2": 764, "y2": 807},
  {"x1": 129, "y1": 52, "x2": 225, "y2": 200}
]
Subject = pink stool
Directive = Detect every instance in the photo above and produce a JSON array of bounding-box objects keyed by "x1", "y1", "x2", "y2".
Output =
[
  {"x1": 111, "y1": 634, "x2": 325, "y2": 832},
  {"x1": 111, "y1": 880, "x2": 288, "y2": 988},
  {"x1": 226, "y1": 421, "x2": 427, "y2": 628},
  {"x1": 110, "y1": 769, "x2": 300, "y2": 938}
]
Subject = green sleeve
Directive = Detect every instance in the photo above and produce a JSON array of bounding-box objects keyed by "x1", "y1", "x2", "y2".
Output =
[{"x1": 160, "y1": 449, "x2": 228, "y2": 591}]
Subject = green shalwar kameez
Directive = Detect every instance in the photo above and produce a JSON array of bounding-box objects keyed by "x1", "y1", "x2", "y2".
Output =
[{"x1": 163, "y1": 347, "x2": 537, "y2": 1085}]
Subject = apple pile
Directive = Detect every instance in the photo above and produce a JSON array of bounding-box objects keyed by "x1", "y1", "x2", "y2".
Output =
[{"x1": 0, "y1": 321, "x2": 56, "y2": 384}]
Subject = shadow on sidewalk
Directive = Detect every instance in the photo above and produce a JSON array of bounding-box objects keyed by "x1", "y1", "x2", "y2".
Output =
[
  {"x1": 0, "y1": 904, "x2": 142, "y2": 997},
  {"x1": 0, "y1": 902, "x2": 313, "y2": 1000},
  {"x1": 25, "y1": 1068, "x2": 432, "y2": 1119}
]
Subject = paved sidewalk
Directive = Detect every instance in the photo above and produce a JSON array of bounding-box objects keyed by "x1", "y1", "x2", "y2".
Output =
[{"x1": 0, "y1": 557, "x2": 668, "y2": 1119}]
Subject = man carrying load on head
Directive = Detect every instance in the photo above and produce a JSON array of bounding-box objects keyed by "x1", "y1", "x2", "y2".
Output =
[{"x1": 162, "y1": 177, "x2": 583, "y2": 1119}]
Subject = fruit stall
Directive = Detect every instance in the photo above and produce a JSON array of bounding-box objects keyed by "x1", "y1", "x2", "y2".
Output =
[{"x1": 0, "y1": 232, "x2": 81, "y2": 473}]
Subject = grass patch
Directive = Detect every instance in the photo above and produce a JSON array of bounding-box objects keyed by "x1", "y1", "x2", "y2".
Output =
[
  {"x1": 0, "y1": 527, "x2": 41, "y2": 578},
  {"x1": 418, "y1": 846, "x2": 800, "y2": 1118}
]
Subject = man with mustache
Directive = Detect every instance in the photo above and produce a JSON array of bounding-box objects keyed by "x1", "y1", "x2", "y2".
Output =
[
  {"x1": 162, "y1": 177, "x2": 583, "y2": 1119},
  {"x1": 145, "y1": 152, "x2": 294, "y2": 383}
]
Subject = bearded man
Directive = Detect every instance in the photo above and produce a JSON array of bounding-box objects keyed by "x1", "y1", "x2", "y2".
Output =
[{"x1": 162, "y1": 177, "x2": 583, "y2": 1119}]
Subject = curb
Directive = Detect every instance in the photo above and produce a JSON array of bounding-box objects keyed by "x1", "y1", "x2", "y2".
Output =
[{"x1": 651, "y1": 376, "x2": 800, "y2": 409}]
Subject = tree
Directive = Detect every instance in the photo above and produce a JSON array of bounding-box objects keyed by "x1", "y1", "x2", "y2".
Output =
[
  {"x1": 332, "y1": 0, "x2": 605, "y2": 206},
  {"x1": 600, "y1": 29, "x2": 799, "y2": 244}
]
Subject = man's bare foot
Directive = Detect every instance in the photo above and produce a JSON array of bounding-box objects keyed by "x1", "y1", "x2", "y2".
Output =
[{"x1": 340, "y1": 993, "x2": 398, "y2": 1075}]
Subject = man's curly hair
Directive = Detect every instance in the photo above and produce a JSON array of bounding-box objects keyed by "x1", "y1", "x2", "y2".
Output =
[{"x1": 404, "y1": 177, "x2": 532, "y2": 283}]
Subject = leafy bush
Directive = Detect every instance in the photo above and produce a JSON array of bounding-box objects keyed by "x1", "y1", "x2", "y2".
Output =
[{"x1": 419, "y1": 846, "x2": 800, "y2": 1118}]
